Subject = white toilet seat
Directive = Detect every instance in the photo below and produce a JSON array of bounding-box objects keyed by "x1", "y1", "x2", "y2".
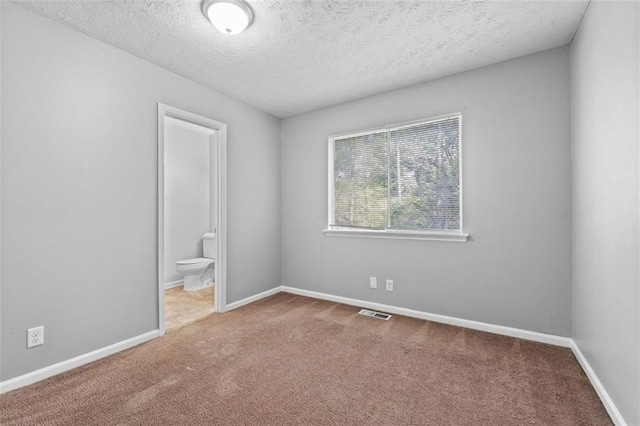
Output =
[
  {"x1": 176, "y1": 257, "x2": 214, "y2": 273},
  {"x1": 176, "y1": 257, "x2": 214, "y2": 265}
]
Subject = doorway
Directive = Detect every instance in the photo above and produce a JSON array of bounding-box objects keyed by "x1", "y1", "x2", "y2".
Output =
[{"x1": 157, "y1": 104, "x2": 227, "y2": 335}]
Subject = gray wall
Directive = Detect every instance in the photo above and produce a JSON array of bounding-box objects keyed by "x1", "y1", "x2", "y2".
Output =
[
  {"x1": 281, "y1": 47, "x2": 572, "y2": 336},
  {"x1": 1, "y1": 3, "x2": 281, "y2": 381},
  {"x1": 0, "y1": 0, "x2": 3, "y2": 384},
  {"x1": 164, "y1": 120, "x2": 212, "y2": 284},
  {"x1": 570, "y1": 2, "x2": 639, "y2": 424}
]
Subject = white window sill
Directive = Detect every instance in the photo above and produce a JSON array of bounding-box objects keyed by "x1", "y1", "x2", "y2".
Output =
[{"x1": 323, "y1": 228, "x2": 469, "y2": 242}]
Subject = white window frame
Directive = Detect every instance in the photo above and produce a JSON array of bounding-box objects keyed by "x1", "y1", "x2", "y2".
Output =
[{"x1": 324, "y1": 112, "x2": 469, "y2": 242}]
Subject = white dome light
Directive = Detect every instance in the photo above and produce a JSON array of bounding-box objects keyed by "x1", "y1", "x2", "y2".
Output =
[{"x1": 202, "y1": 0, "x2": 253, "y2": 35}]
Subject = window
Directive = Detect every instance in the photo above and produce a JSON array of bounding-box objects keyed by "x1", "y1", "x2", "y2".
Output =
[{"x1": 326, "y1": 113, "x2": 467, "y2": 242}]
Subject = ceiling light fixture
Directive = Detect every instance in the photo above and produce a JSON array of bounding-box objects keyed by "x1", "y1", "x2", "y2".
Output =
[{"x1": 202, "y1": 0, "x2": 253, "y2": 35}]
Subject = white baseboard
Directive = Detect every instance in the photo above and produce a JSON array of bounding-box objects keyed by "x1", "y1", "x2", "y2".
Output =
[
  {"x1": 0, "y1": 287, "x2": 624, "y2": 426},
  {"x1": 225, "y1": 286, "x2": 281, "y2": 311},
  {"x1": 164, "y1": 279, "x2": 183, "y2": 289},
  {"x1": 0, "y1": 330, "x2": 160, "y2": 394},
  {"x1": 280, "y1": 286, "x2": 627, "y2": 424},
  {"x1": 280, "y1": 286, "x2": 572, "y2": 347},
  {"x1": 570, "y1": 340, "x2": 627, "y2": 426}
]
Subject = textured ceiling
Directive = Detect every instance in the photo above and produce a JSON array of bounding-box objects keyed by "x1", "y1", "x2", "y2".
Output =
[{"x1": 16, "y1": 1, "x2": 588, "y2": 118}]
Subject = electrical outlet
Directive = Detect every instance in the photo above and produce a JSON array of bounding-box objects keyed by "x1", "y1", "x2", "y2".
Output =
[
  {"x1": 369, "y1": 277, "x2": 377, "y2": 289},
  {"x1": 386, "y1": 279, "x2": 394, "y2": 292},
  {"x1": 27, "y1": 326, "x2": 44, "y2": 348}
]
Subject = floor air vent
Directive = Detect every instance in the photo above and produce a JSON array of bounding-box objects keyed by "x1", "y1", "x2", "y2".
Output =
[{"x1": 358, "y1": 309, "x2": 392, "y2": 320}]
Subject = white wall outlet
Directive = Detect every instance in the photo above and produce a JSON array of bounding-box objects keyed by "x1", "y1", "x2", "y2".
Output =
[
  {"x1": 27, "y1": 326, "x2": 44, "y2": 348},
  {"x1": 386, "y1": 279, "x2": 394, "y2": 292},
  {"x1": 369, "y1": 277, "x2": 377, "y2": 289}
]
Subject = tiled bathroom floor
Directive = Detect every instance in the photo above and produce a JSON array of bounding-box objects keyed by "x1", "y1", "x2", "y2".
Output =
[{"x1": 165, "y1": 285, "x2": 214, "y2": 330}]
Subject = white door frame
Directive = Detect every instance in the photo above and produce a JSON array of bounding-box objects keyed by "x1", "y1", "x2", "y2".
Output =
[{"x1": 157, "y1": 103, "x2": 228, "y2": 336}]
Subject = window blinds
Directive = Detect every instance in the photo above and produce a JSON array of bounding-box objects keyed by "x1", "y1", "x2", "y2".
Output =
[
  {"x1": 332, "y1": 115, "x2": 461, "y2": 232},
  {"x1": 333, "y1": 131, "x2": 388, "y2": 229}
]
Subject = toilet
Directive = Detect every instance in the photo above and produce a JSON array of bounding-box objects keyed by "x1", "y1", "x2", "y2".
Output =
[{"x1": 176, "y1": 232, "x2": 216, "y2": 292}]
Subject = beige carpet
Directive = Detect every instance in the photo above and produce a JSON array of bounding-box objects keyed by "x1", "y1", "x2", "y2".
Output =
[{"x1": 0, "y1": 293, "x2": 611, "y2": 425}]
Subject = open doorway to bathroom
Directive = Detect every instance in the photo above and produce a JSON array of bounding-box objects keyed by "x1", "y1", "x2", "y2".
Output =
[{"x1": 157, "y1": 104, "x2": 227, "y2": 335}]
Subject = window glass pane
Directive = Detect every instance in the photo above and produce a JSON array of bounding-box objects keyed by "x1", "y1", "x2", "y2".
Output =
[
  {"x1": 388, "y1": 118, "x2": 460, "y2": 230},
  {"x1": 333, "y1": 132, "x2": 388, "y2": 229}
]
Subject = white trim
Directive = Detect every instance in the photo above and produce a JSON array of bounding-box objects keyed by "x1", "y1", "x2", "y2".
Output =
[
  {"x1": 327, "y1": 112, "x2": 463, "y2": 140},
  {"x1": 327, "y1": 137, "x2": 335, "y2": 230},
  {"x1": 279, "y1": 286, "x2": 572, "y2": 347},
  {"x1": 0, "y1": 285, "x2": 624, "y2": 425},
  {"x1": 458, "y1": 114, "x2": 464, "y2": 231},
  {"x1": 164, "y1": 279, "x2": 184, "y2": 290},
  {"x1": 0, "y1": 1, "x2": 4, "y2": 389},
  {"x1": 570, "y1": 340, "x2": 627, "y2": 426},
  {"x1": 216, "y1": 124, "x2": 228, "y2": 313},
  {"x1": 157, "y1": 103, "x2": 228, "y2": 333},
  {"x1": 323, "y1": 228, "x2": 469, "y2": 242},
  {"x1": 0, "y1": 330, "x2": 159, "y2": 394},
  {"x1": 225, "y1": 286, "x2": 281, "y2": 311},
  {"x1": 637, "y1": 7, "x2": 640, "y2": 426},
  {"x1": 157, "y1": 105, "x2": 166, "y2": 335},
  {"x1": 277, "y1": 286, "x2": 624, "y2": 423}
]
